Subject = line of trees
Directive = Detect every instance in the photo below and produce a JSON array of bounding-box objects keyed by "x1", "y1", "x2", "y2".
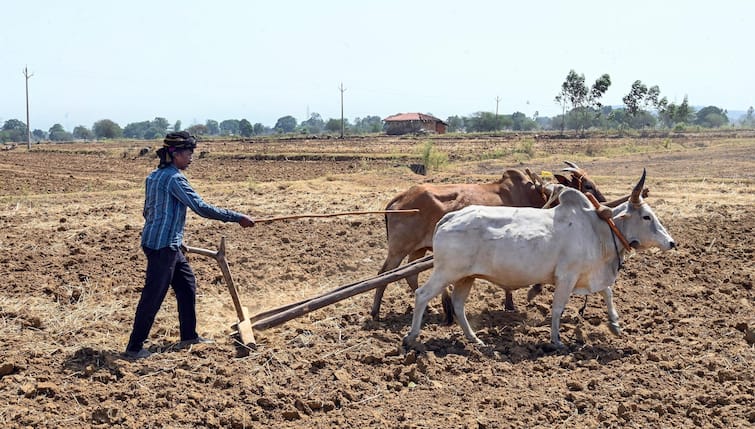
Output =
[{"x1": 2, "y1": 69, "x2": 754, "y2": 143}]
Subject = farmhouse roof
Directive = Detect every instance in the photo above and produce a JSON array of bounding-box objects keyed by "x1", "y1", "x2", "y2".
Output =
[{"x1": 383, "y1": 113, "x2": 447, "y2": 124}]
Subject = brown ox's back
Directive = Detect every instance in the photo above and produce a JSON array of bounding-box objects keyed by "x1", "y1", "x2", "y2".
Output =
[
  {"x1": 384, "y1": 170, "x2": 544, "y2": 255},
  {"x1": 370, "y1": 169, "x2": 546, "y2": 319}
]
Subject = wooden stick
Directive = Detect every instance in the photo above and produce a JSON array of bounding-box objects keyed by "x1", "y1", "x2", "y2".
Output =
[
  {"x1": 251, "y1": 255, "x2": 435, "y2": 331},
  {"x1": 254, "y1": 209, "x2": 419, "y2": 223},
  {"x1": 248, "y1": 254, "x2": 434, "y2": 324},
  {"x1": 184, "y1": 238, "x2": 256, "y2": 345}
]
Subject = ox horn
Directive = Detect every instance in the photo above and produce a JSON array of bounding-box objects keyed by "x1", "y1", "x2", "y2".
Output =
[
  {"x1": 525, "y1": 168, "x2": 544, "y2": 186},
  {"x1": 561, "y1": 161, "x2": 584, "y2": 177},
  {"x1": 631, "y1": 169, "x2": 647, "y2": 205}
]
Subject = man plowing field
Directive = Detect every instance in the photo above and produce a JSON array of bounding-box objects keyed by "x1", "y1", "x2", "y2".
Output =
[{"x1": 124, "y1": 132, "x2": 255, "y2": 360}]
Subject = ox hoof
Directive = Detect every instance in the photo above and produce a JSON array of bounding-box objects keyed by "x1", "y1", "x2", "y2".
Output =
[
  {"x1": 401, "y1": 334, "x2": 418, "y2": 348},
  {"x1": 527, "y1": 284, "x2": 544, "y2": 302},
  {"x1": 608, "y1": 322, "x2": 622, "y2": 336},
  {"x1": 401, "y1": 335, "x2": 426, "y2": 353},
  {"x1": 546, "y1": 338, "x2": 566, "y2": 351}
]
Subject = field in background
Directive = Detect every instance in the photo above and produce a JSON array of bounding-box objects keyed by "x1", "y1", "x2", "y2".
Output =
[{"x1": 0, "y1": 133, "x2": 753, "y2": 427}]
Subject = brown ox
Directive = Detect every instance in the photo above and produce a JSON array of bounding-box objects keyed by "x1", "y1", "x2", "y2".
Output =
[{"x1": 371, "y1": 161, "x2": 623, "y2": 321}]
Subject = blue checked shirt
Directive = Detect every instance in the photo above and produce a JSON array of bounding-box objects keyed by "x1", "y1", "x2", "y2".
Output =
[{"x1": 141, "y1": 165, "x2": 243, "y2": 250}]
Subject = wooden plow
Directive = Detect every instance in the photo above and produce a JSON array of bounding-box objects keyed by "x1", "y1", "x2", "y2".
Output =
[{"x1": 185, "y1": 237, "x2": 434, "y2": 346}]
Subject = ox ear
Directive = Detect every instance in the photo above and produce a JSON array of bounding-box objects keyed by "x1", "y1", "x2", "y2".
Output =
[{"x1": 554, "y1": 174, "x2": 570, "y2": 186}]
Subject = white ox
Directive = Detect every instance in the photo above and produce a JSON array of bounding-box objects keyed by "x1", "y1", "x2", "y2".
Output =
[{"x1": 403, "y1": 170, "x2": 676, "y2": 348}]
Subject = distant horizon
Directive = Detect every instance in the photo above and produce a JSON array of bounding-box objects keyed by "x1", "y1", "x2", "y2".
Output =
[{"x1": 3, "y1": 104, "x2": 750, "y2": 135}]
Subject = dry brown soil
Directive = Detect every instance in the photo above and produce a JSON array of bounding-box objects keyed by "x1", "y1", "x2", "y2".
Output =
[{"x1": 0, "y1": 134, "x2": 753, "y2": 428}]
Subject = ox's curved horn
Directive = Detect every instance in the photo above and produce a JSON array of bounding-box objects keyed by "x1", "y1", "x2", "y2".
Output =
[
  {"x1": 561, "y1": 167, "x2": 584, "y2": 177},
  {"x1": 561, "y1": 161, "x2": 585, "y2": 177},
  {"x1": 631, "y1": 169, "x2": 647, "y2": 205},
  {"x1": 525, "y1": 168, "x2": 544, "y2": 185}
]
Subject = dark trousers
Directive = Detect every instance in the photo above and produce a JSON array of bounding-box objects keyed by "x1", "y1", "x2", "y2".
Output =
[{"x1": 126, "y1": 246, "x2": 198, "y2": 352}]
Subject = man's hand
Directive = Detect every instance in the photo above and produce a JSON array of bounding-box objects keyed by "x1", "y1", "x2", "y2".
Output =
[{"x1": 239, "y1": 215, "x2": 255, "y2": 228}]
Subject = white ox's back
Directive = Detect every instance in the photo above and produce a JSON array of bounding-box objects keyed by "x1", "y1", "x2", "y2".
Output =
[{"x1": 432, "y1": 188, "x2": 598, "y2": 290}]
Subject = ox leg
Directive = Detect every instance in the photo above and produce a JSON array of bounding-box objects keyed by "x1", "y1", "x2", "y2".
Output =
[
  {"x1": 551, "y1": 277, "x2": 576, "y2": 347},
  {"x1": 371, "y1": 254, "x2": 406, "y2": 320},
  {"x1": 450, "y1": 278, "x2": 484, "y2": 346},
  {"x1": 440, "y1": 286, "x2": 455, "y2": 326},
  {"x1": 600, "y1": 287, "x2": 621, "y2": 336},
  {"x1": 404, "y1": 249, "x2": 427, "y2": 292},
  {"x1": 526, "y1": 284, "x2": 544, "y2": 302},
  {"x1": 403, "y1": 273, "x2": 449, "y2": 346},
  {"x1": 504, "y1": 291, "x2": 516, "y2": 312}
]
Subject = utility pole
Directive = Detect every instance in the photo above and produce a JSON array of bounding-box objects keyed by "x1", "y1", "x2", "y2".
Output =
[
  {"x1": 23, "y1": 66, "x2": 33, "y2": 150},
  {"x1": 339, "y1": 82, "x2": 346, "y2": 138},
  {"x1": 495, "y1": 96, "x2": 501, "y2": 131}
]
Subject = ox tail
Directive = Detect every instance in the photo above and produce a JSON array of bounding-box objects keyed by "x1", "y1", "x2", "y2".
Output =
[
  {"x1": 382, "y1": 194, "x2": 404, "y2": 243},
  {"x1": 441, "y1": 288, "x2": 455, "y2": 325}
]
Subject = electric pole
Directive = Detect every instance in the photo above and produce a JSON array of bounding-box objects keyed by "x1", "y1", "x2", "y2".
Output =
[
  {"x1": 23, "y1": 66, "x2": 33, "y2": 150},
  {"x1": 339, "y1": 82, "x2": 346, "y2": 138},
  {"x1": 495, "y1": 96, "x2": 501, "y2": 132}
]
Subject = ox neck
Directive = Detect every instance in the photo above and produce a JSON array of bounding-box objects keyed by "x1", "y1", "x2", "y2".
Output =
[{"x1": 608, "y1": 215, "x2": 633, "y2": 273}]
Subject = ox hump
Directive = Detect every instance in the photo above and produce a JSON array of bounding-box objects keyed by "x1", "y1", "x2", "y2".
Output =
[{"x1": 555, "y1": 188, "x2": 592, "y2": 210}]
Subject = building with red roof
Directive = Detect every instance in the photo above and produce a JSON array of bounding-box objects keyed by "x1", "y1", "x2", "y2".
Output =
[{"x1": 383, "y1": 113, "x2": 447, "y2": 135}]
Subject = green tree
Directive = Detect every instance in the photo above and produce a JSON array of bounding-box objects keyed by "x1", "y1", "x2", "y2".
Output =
[
  {"x1": 351, "y1": 115, "x2": 382, "y2": 134},
  {"x1": 73, "y1": 125, "x2": 93, "y2": 140},
  {"x1": 92, "y1": 119, "x2": 122, "y2": 139},
  {"x1": 555, "y1": 70, "x2": 611, "y2": 135},
  {"x1": 622, "y1": 80, "x2": 661, "y2": 129},
  {"x1": 32, "y1": 129, "x2": 46, "y2": 141},
  {"x1": 511, "y1": 112, "x2": 537, "y2": 131},
  {"x1": 465, "y1": 112, "x2": 510, "y2": 132},
  {"x1": 1, "y1": 119, "x2": 27, "y2": 142},
  {"x1": 325, "y1": 118, "x2": 349, "y2": 133},
  {"x1": 274, "y1": 115, "x2": 297, "y2": 133},
  {"x1": 185, "y1": 124, "x2": 207, "y2": 136},
  {"x1": 152, "y1": 117, "x2": 170, "y2": 134},
  {"x1": 253, "y1": 123, "x2": 266, "y2": 135},
  {"x1": 239, "y1": 119, "x2": 253, "y2": 137},
  {"x1": 301, "y1": 113, "x2": 325, "y2": 134},
  {"x1": 694, "y1": 106, "x2": 728, "y2": 128},
  {"x1": 446, "y1": 115, "x2": 464, "y2": 132},
  {"x1": 49, "y1": 124, "x2": 73, "y2": 141},
  {"x1": 674, "y1": 96, "x2": 695, "y2": 125},
  {"x1": 173, "y1": 120, "x2": 182, "y2": 132},
  {"x1": 123, "y1": 121, "x2": 151, "y2": 139},
  {"x1": 219, "y1": 119, "x2": 240, "y2": 135},
  {"x1": 205, "y1": 119, "x2": 219, "y2": 135},
  {"x1": 739, "y1": 106, "x2": 755, "y2": 127},
  {"x1": 143, "y1": 127, "x2": 163, "y2": 139}
]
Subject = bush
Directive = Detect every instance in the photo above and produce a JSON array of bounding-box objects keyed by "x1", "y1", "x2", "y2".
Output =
[{"x1": 419, "y1": 141, "x2": 448, "y2": 171}]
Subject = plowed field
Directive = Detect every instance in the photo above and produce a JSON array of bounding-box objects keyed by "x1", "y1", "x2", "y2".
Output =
[{"x1": 1, "y1": 134, "x2": 753, "y2": 427}]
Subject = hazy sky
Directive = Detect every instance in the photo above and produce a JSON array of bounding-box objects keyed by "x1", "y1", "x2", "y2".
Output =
[{"x1": 2, "y1": 0, "x2": 753, "y2": 131}]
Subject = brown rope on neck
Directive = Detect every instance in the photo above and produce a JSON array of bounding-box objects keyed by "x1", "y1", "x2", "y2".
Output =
[{"x1": 585, "y1": 193, "x2": 632, "y2": 252}]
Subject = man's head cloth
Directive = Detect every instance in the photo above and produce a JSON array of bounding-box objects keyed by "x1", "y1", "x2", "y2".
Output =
[{"x1": 163, "y1": 131, "x2": 197, "y2": 151}]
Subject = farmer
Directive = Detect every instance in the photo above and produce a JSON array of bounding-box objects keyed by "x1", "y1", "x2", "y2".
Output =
[{"x1": 124, "y1": 131, "x2": 255, "y2": 359}]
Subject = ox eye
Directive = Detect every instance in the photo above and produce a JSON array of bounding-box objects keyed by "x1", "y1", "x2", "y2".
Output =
[{"x1": 642, "y1": 215, "x2": 651, "y2": 221}]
